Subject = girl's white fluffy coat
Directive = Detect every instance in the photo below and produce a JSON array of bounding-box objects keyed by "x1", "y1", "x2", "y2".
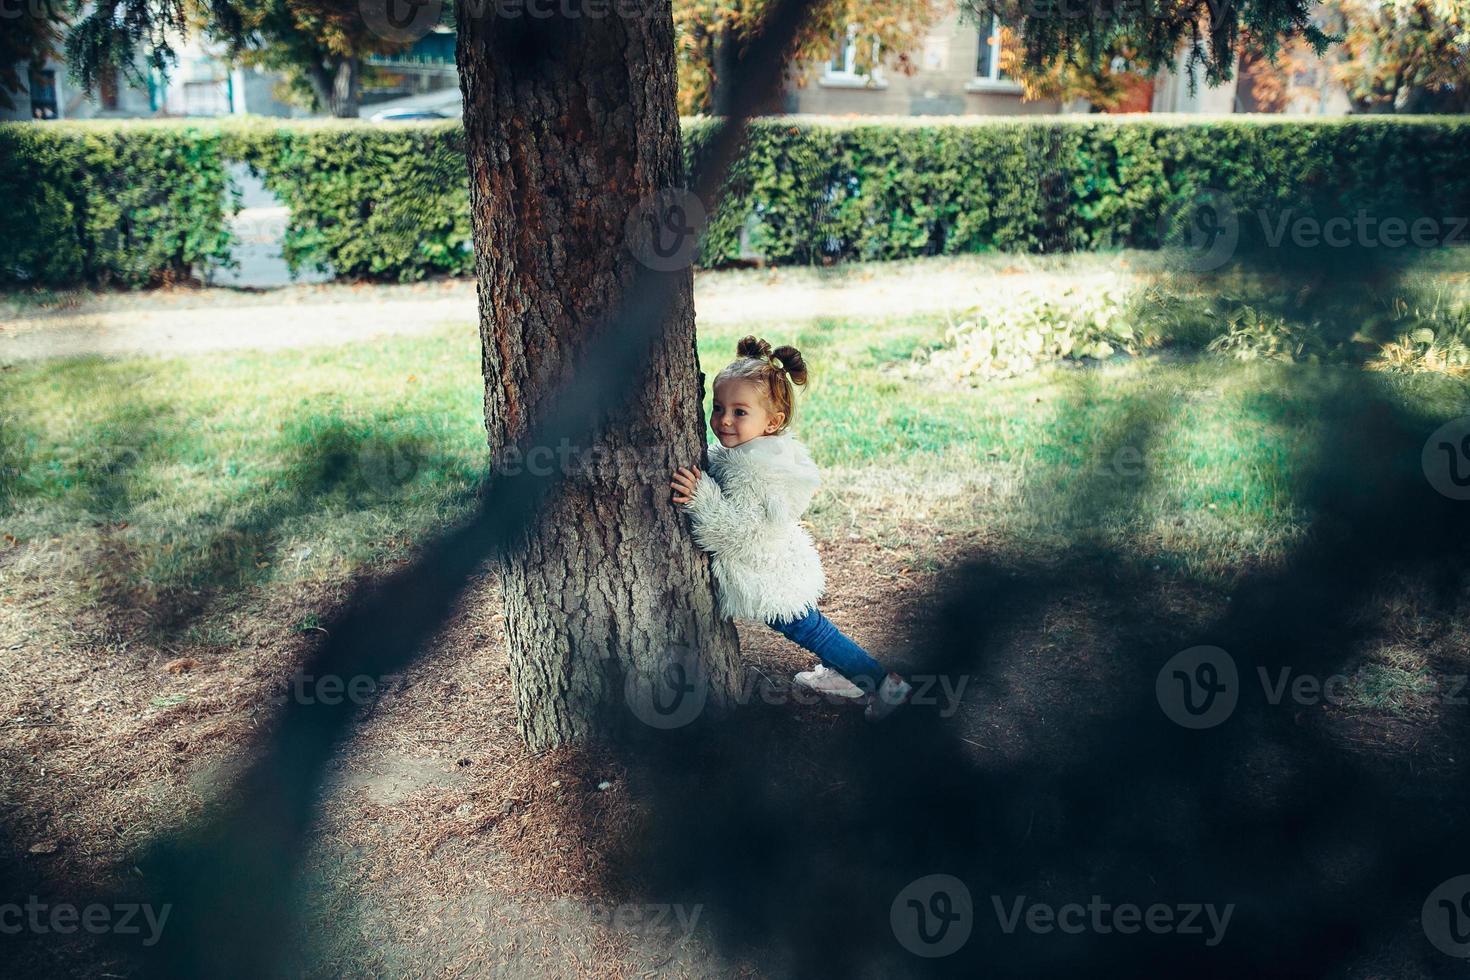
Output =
[{"x1": 684, "y1": 431, "x2": 825, "y2": 623}]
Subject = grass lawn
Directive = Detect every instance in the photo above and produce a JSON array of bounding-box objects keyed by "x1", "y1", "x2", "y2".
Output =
[{"x1": 3, "y1": 256, "x2": 1469, "y2": 621}]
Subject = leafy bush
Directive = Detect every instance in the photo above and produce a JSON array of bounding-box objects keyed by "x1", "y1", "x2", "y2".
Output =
[
  {"x1": 916, "y1": 275, "x2": 1470, "y2": 382},
  {"x1": 0, "y1": 122, "x2": 237, "y2": 288},
  {"x1": 1369, "y1": 331, "x2": 1470, "y2": 376},
  {"x1": 1205, "y1": 307, "x2": 1323, "y2": 363},
  {"x1": 1365, "y1": 292, "x2": 1470, "y2": 375},
  {"x1": 915, "y1": 287, "x2": 1139, "y2": 383}
]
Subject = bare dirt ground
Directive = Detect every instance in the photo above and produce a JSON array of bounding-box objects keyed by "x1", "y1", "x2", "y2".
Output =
[
  {"x1": 4, "y1": 502, "x2": 1470, "y2": 976},
  {"x1": 0, "y1": 257, "x2": 1130, "y2": 361}
]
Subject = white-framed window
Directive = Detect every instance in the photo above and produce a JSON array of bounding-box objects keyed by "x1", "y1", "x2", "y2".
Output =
[
  {"x1": 822, "y1": 24, "x2": 888, "y2": 88},
  {"x1": 967, "y1": 13, "x2": 1022, "y2": 92}
]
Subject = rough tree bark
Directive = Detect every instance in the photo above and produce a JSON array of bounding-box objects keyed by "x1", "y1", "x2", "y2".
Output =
[{"x1": 456, "y1": 6, "x2": 743, "y2": 750}]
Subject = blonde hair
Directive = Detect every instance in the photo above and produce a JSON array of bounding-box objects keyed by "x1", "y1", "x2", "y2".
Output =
[{"x1": 712, "y1": 336, "x2": 808, "y2": 433}]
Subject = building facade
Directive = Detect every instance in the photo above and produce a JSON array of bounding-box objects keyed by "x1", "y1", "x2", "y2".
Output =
[
  {"x1": 782, "y1": 4, "x2": 1351, "y2": 117},
  {"x1": 1, "y1": 35, "x2": 300, "y2": 122},
  {"x1": 783, "y1": 9, "x2": 1074, "y2": 116}
]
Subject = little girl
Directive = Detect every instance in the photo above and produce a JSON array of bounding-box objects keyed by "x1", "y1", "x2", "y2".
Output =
[{"x1": 669, "y1": 336, "x2": 912, "y2": 721}]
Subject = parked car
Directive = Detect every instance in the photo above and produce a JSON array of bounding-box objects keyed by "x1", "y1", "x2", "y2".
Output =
[{"x1": 369, "y1": 108, "x2": 448, "y2": 122}]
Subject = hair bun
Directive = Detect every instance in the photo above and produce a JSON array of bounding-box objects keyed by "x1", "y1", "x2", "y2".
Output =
[
  {"x1": 714, "y1": 337, "x2": 807, "y2": 433},
  {"x1": 736, "y1": 335, "x2": 772, "y2": 360},
  {"x1": 772, "y1": 345, "x2": 807, "y2": 386}
]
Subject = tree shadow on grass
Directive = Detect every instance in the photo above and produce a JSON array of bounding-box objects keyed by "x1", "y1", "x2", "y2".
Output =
[
  {"x1": 603, "y1": 363, "x2": 1470, "y2": 978},
  {"x1": 0, "y1": 357, "x2": 182, "y2": 526},
  {"x1": 1134, "y1": 243, "x2": 1470, "y2": 360},
  {"x1": 126, "y1": 416, "x2": 464, "y2": 637},
  {"x1": 3, "y1": 358, "x2": 477, "y2": 640}
]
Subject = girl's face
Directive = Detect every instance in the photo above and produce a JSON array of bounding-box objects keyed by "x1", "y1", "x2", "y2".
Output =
[{"x1": 711, "y1": 379, "x2": 784, "y2": 448}]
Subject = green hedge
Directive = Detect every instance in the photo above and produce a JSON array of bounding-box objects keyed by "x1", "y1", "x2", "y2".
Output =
[
  {"x1": 222, "y1": 120, "x2": 475, "y2": 281},
  {"x1": 4, "y1": 116, "x2": 1470, "y2": 287},
  {"x1": 0, "y1": 122, "x2": 236, "y2": 288},
  {"x1": 690, "y1": 116, "x2": 1470, "y2": 264}
]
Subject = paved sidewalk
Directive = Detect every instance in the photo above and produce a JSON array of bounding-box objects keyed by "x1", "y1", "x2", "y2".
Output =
[{"x1": 0, "y1": 257, "x2": 1131, "y2": 362}]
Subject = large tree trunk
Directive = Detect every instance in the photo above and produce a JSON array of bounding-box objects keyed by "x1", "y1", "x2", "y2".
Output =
[
  {"x1": 329, "y1": 57, "x2": 360, "y2": 118},
  {"x1": 306, "y1": 56, "x2": 360, "y2": 118},
  {"x1": 710, "y1": 25, "x2": 738, "y2": 116},
  {"x1": 456, "y1": 7, "x2": 742, "y2": 750}
]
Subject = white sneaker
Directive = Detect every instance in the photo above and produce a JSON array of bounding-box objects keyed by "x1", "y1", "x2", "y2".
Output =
[
  {"x1": 864, "y1": 673, "x2": 913, "y2": 721},
  {"x1": 793, "y1": 664, "x2": 866, "y2": 699}
]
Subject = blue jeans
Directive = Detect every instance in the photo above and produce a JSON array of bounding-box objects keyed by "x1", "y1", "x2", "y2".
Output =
[{"x1": 767, "y1": 606, "x2": 888, "y2": 693}]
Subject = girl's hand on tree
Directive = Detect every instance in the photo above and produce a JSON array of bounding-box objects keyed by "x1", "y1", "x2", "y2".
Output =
[{"x1": 670, "y1": 466, "x2": 700, "y2": 505}]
